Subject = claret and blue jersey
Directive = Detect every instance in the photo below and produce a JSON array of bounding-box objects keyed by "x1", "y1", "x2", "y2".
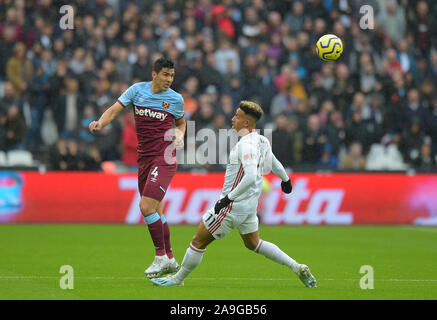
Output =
[{"x1": 117, "y1": 81, "x2": 185, "y2": 156}]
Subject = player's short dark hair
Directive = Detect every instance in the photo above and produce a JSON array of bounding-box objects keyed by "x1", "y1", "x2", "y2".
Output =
[
  {"x1": 239, "y1": 101, "x2": 264, "y2": 122},
  {"x1": 153, "y1": 58, "x2": 174, "y2": 73}
]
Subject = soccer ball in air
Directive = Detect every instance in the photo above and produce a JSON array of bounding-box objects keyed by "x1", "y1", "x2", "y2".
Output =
[{"x1": 316, "y1": 34, "x2": 343, "y2": 61}]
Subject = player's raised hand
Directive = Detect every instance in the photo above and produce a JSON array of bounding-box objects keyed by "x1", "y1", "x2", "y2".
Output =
[
  {"x1": 281, "y1": 179, "x2": 293, "y2": 194},
  {"x1": 214, "y1": 195, "x2": 232, "y2": 215},
  {"x1": 89, "y1": 120, "x2": 102, "y2": 133}
]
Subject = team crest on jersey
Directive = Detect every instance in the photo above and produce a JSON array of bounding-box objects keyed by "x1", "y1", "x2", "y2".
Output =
[{"x1": 162, "y1": 101, "x2": 170, "y2": 109}]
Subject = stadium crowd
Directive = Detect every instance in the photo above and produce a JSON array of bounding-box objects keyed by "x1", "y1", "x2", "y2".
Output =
[{"x1": 0, "y1": 0, "x2": 437, "y2": 172}]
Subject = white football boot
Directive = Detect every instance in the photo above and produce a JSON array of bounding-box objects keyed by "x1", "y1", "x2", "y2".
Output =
[
  {"x1": 297, "y1": 264, "x2": 317, "y2": 288},
  {"x1": 144, "y1": 255, "x2": 171, "y2": 279},
  {"x1": 151, "y1": 275, "x2": 184, "y2": 287},
  {"x1": 163, "y1": 258, "x2": 180, "y2": 275}
]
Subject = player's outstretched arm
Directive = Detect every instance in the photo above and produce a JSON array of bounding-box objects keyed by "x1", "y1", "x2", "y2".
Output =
[
  {"x1": 89, "y1": 101, "x2": 124, "y2": 133},
  {"x1": 271, "y1": 153, "x2": 293, "y2": 194}
]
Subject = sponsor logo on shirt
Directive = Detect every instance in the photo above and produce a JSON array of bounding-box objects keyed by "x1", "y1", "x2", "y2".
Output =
[{"x1": 134, "y1": 106, "x2": 168, "y2": 121}]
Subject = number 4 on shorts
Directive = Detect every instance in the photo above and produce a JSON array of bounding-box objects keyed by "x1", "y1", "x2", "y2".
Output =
[{"x1": 151, "y1": 166, "x2": 159, "y2": 178}]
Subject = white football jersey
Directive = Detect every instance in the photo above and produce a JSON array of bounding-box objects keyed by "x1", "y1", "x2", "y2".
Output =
[{"x1": 221, "y1": 131, "x2": 272, "y2": 215}]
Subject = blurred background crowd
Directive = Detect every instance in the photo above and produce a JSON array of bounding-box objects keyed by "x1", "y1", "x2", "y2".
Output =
[{"x1": 0, "y1": 0, "x2": 437, "y2": 172}]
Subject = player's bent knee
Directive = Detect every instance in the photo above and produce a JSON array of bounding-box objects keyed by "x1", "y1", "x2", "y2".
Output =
[
  {"x1": 191, "y1": 233, "x2": 213, "y2": 250},
  {"x1": 244, "y1": 240, "x2": 258, "y2": 251},
  {"x1": 139, "y1": 199, "x2": 157, "y2": 217}
]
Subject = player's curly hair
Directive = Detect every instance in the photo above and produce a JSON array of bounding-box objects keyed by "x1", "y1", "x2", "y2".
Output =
[{"x1": 239, "y1": 101, "x2": 264, "y2": 122}]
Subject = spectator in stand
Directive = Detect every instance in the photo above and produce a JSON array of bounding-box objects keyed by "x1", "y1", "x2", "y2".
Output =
[
  {"x1": 6, "y1": 42, "x2": 33, "y2": 97},
  {"x1": 0, "y1": 26, "x2": 16, "y2": 80},
  {"x1": 284, "y1": 1, "x2": 304, "y2": 33},
  {"x1": 398, "y1": 119, "x2": 427, "y2": 167},
  {"x1": 408, "y1": 1, "x2": 437, "y2": 57},
  {"x1": 319, "y1": 143, "x2": 338, "y2": 170},
  {"x1": 339, "y1": 142, "x2": 366, "y2": 170},
  {"x1": 198, "y1": 52, "x2": 223, "y2": 94},
  {"x1": 54, "y1": 77, "x2": 84, "y2": 139},
  {"x1": 397, "y1": 38, "x2": 417, "y2": 77},
  {"x1": 0, "y1": 110, "x2": 7, "y2": 151},
  {"x1": 132, "y1": 44, "x2": 152, "y2": 82},
  {"x1": 431, "y1": 51, "x2": 437, "y2": 84},
  {"x1": 345, "y1": 111, "x2": 371, "y2": 154},
  {"x1": 271, "y1": 114, "x2": 294, "y2": 169},
  {"x1": 413, "y1": 142, "x2": 436, "y2": 171},
  {"x1": 94, "y1": 104, "x2": 122, "y2": 161},
  {"x1": 346, "y1": 92, "x2": 372, "y2": 123},
  {"x1": 302, "y1": 114, "x2": 326, "y2": 166},
  {"x1": 79, "y1": 105, "x2": 97, "y2": 145},
  {"x1": 218, "y1": 94, "x2": 235, "y2": 126},
  {"x1": 0, "y1": 7, "x2": 23, "y2": 42},
  {"x1": 191, "y1": 94, "x2": 216, "y2": 132},
  {"x1": 211, "y1": 4, "x2": 235, "y2": 40},
  {"x1": 49, "y1": 138, "x2": 68, "y2": 171},
  {"x1": 214, "y1": 38, "x2": 240, "y2": 75},
  {"x1": 65, "y1": 139, "x2": 81, "y2": 171},
  {"x1": 419, "y1": 78, "x2": 436, "y2": 110},
  {"x1": 27, "y1": 64, "x2": 50, "y2": 151},
  {"x1": 4, "y1": 105, "x2": 26, "y2": 151},
  {"x1": 0, "y1": 81, "x2": 24, "y2": 115},
  {"x1": 377, "y1": 0, "x2": 406, "y2": 43},
  {"x1": 82, "y1": 145, "x2": 102, "y2": 171},
  {"x1": 398, "y1": 87, "x2": 427, "y2": 131},
  {"x1": 270, "y1": 82, "x2": 297, "y2": 118},
  {"x1": 425, "y1": 100, "x2": 437, "y2": 156}
]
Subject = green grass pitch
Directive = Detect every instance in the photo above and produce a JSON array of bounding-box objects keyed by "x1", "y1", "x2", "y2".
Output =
[{"x1": 1, "y1": 224, "x2": 436, "y2": 300}]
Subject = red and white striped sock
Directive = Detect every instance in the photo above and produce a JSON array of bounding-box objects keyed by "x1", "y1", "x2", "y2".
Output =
[
  {"x1": 254, "y1": 240, "x2": 299, "y2": 274},
  {"x1": 173, "y1": 243, "x2": 205, "y2": 283}
]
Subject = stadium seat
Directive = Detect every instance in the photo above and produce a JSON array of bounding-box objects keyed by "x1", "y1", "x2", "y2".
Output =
[
  {"x1": 7, "y1": 150, "x2": 34, "y2": 166},
  {"x1": 0, "y1": 151, "x2": 7, "y2": 165}
]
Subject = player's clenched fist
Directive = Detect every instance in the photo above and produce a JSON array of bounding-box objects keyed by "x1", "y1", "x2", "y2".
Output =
[
  {"x1": 89, "y1": 121, "x2": 102, "y2": 133},
  {"x1": 281, "y1": 179, "x2": 293, "y2": 194},
  {"x1": 214, "y1": 195, "x2": 232, "y2": 215}
]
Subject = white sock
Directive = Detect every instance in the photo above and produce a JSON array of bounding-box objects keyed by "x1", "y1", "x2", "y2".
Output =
[
  {"x1": 254, "y1": 240, "x2": 299, "y2": 274},
  {"x1": 172, "y1": 243, "x2": 205, "y2": 283}
]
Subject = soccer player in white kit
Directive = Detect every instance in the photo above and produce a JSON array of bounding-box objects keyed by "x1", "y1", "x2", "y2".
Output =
[{"x1": 151, "y1": 101, "x2": 317, "y2": 288}]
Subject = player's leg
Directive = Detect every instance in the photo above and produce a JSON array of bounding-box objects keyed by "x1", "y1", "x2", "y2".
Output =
[
  {"x1": 157, "y1": 200, "x2": 173, "y2": 259},
  {"x1": 158, "y1": 200, "x2": 179, "y2": 274},
  {"x1": 138, "y1": 158, "x2": 166, "y2": 257},
  {"x1": 175, "y1": 219, "x2": 215, "y2": 280},
  {"x1": 241, "y1": 230, "x2": 299, "y2": 272},
  {"x1": 150, "y1": 220, "x2": 215, "y2": 286},
  {"x1": 141, "y1": 196, "x2": 171, "y2": 278},
  {"x1": 140, "y1": 157, "x2": 177, "y2": 278},
  {"x1": 151, "y1": 207, "x2": 234, "y2": 286},
  {"x1": 239, "y1": 216, "x2": 317, "y2": 288},
  {"x1": 140, "y1": 196, "x2": 165, "y2": 255}
]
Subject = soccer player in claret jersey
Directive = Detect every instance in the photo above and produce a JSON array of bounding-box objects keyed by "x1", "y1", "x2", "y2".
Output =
[
  {"x1": 151, "y1": 101, "x2": 317, "y2": 288},
  {"x1": 89, "y1": 58, "x2": 186, "y2": 279}
]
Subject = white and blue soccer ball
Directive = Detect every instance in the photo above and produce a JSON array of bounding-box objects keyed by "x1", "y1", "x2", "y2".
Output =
[{"x1": 316, "y1": 34, "x2": 343, "y2": 61}]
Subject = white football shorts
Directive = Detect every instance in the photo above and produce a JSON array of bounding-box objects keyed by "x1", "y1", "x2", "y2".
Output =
[{"x1": 202, "y1": 207, "x2": 259, "y2": 240}]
